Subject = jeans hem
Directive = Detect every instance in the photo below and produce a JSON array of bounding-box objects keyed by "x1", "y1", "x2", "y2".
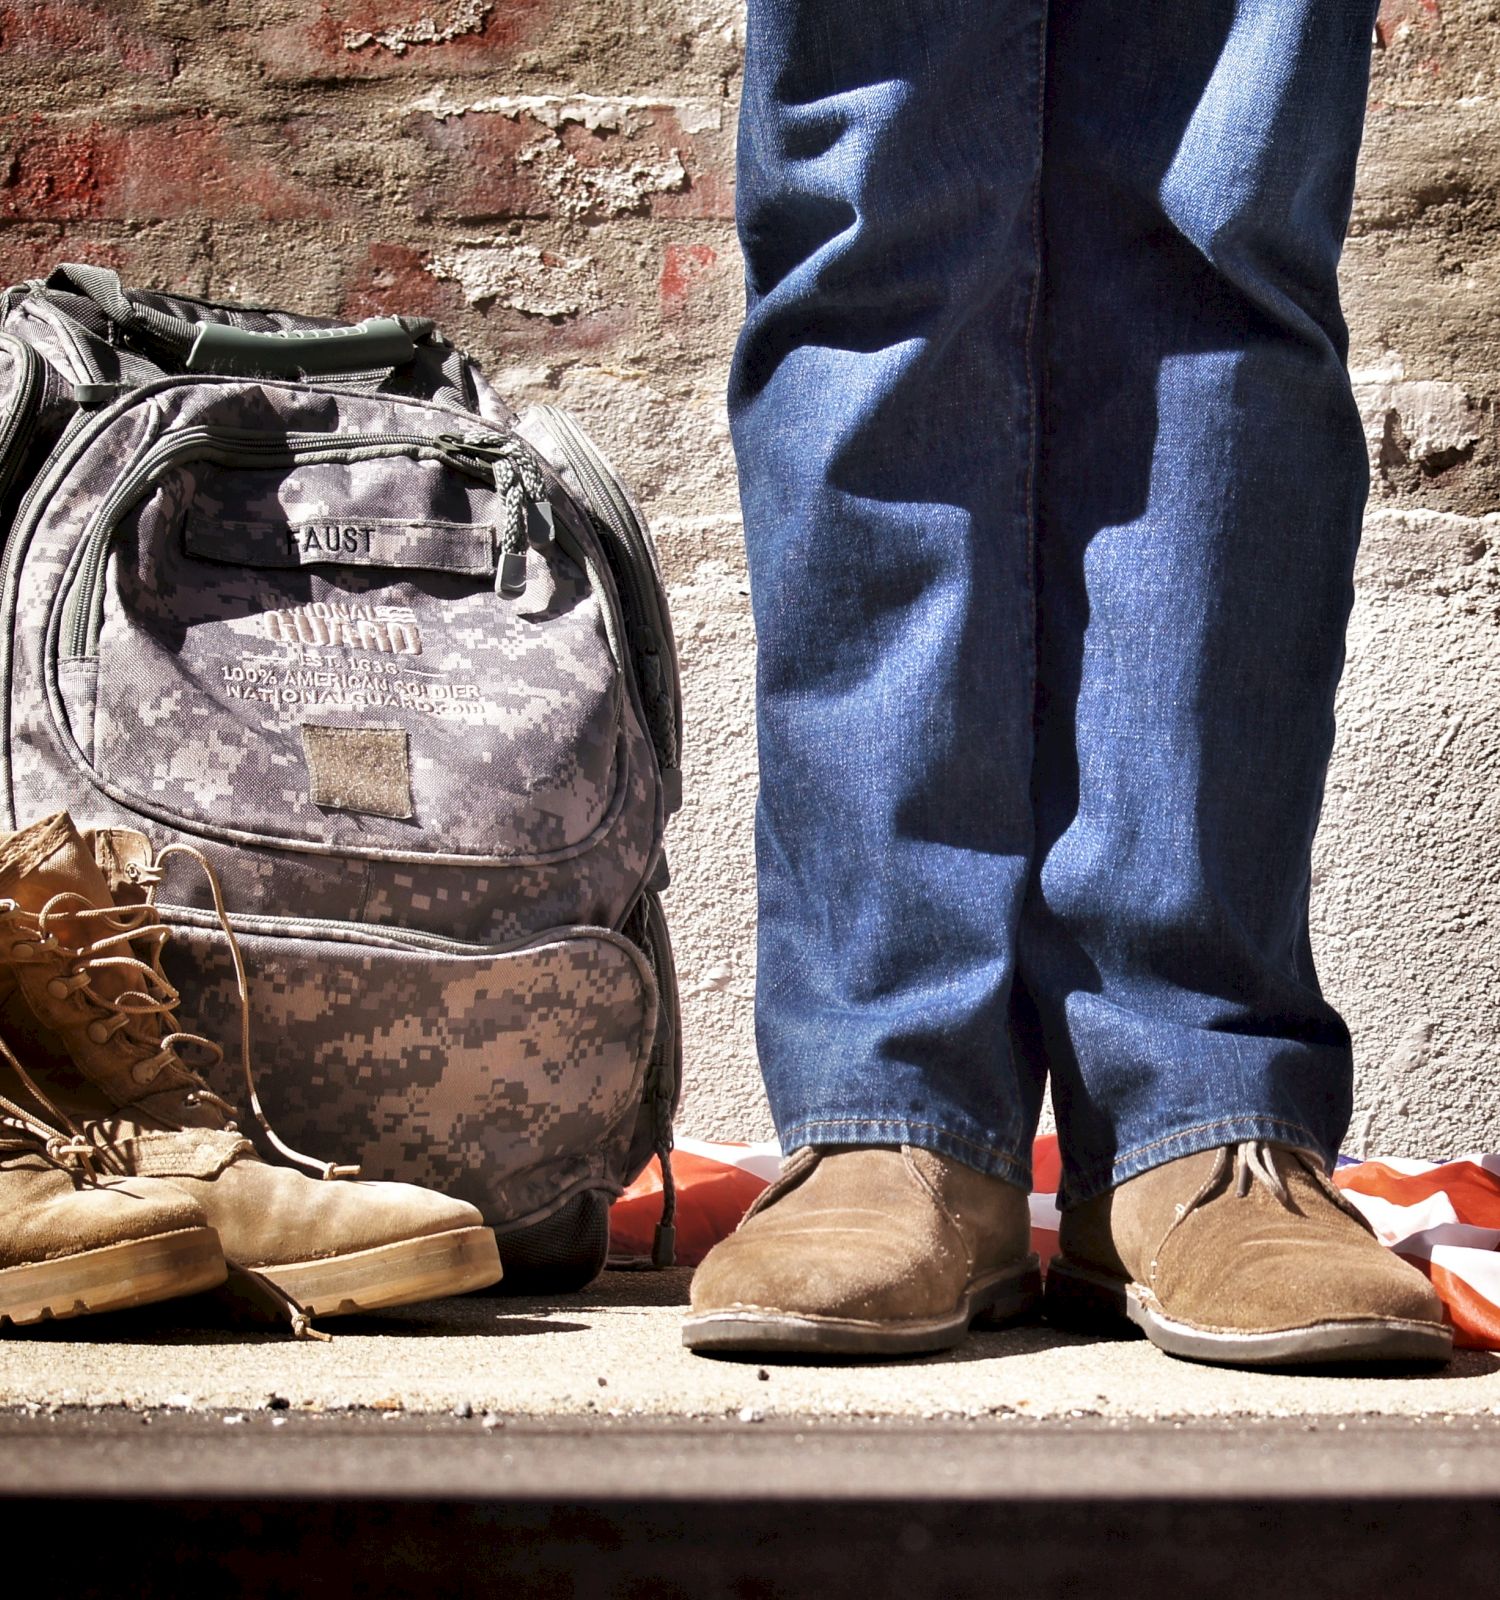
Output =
[
  {"x1": 1059, "y1": 1114, "x2": 1335, "y2": 1208},
  {"x1": 778, "y1": 1117, "x2": 1032, "y2": 1190}
]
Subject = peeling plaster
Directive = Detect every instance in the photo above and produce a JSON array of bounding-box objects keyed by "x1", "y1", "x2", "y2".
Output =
[
  {"x1": 344, "y1": 1, "x2": 492, "y2": 54},
  {"x1": 405, "y1": 89, "x2": 725, "y2": 135},
  {"x1": 427, "y1": 241, "x2": 599, "y2": 315},
  {"x1": 1353, "y1": 357, "x2": 1479, "y2": 475},
  {"x1": 515, "y1": 131, "x2": 687, "y2": 218}
]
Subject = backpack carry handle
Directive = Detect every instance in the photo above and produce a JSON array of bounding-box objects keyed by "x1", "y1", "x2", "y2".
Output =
[
  {"x1": 183, "y1": 319, "x2": 416, "y2": 378},
  {"x1": 44, "y1": 263, "x2": 418, "y2": 379}
]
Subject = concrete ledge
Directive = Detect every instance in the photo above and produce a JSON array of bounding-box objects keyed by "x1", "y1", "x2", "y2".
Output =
[{"x1": 10, "y1": 1413, "x2": 1500, "y2": 1598}]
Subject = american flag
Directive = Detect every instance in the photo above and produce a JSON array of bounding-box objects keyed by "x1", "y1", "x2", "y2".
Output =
[
  {"x1": 611, "y1": 1135, "x2": 1500, "y2": 1350},
  {"x1": 1335, "y1": 1154, "x2": 1500, "y2": 1349}
]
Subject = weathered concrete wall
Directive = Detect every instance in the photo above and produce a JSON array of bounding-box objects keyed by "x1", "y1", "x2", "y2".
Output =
[
  {"x1": 1323, "y1": 0, "x2": 1500, "y2": 1158},
  {"x1": 0, "y1": 0, "x2": 1495, "y2": 1159}
]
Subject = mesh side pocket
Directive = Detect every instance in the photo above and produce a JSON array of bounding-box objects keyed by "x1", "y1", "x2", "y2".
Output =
[{"x1": 490, "y1": 1190, "x2": 611, "y2": 1294}]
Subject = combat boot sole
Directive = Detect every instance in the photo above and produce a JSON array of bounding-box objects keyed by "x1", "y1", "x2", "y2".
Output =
[
  {"x1": 1045, "y1": 1255, "x2": 1454, "y2": 1368},
  {"x1": 0, "y1": 1226, "x2": 224, "y2": 1326},
  {"x1": 257, "y1": 1224, "x2": 501, "y2": 1316},
  {"x1": 681, "y1": 1257, "x2": 1042, "y2": 1358}
]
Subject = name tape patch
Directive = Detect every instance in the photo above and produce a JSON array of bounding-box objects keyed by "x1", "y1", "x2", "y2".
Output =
[{"x1": 185, "y1": 512, "x2": 496, "y2": 577}]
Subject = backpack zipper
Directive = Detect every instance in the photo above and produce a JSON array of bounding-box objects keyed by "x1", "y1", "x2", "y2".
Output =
[
  {"x1": 158, "y1": 900, "x2": 652, "y2": 961},
  {"x1": 522, "y1": 407, "x2": 682, "y2": 811},
  {"x1": 0, "y1": 335, "x2": 43, "y2": 517},
  {"x1": 639, "y1": 887, "x2": 681, "y2": 1265},
  {"x1": 62, "y1": 428, "x2": 557, "y2": 659}
]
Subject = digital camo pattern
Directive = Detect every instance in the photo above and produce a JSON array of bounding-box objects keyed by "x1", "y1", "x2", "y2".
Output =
[
  {"x1": 110, "y1": 723, "x2": 658, "y2": 946},
  {"x1": 163, "y1": 920, "x2": 658, "y2": 1225},
  {"x1": 81, "y1": 451, "x2": 622, "y2": 860},
  {"x1": 1, "y1": 311, "x2": 675, "y2": 1234},
  {"x1": 0, "y1": 340, "x2": 24, "y2": 435},
  {"x1": 9, "y1": 378, "x2": 663, "y2": 935},
  {"x1": 2, "y1": 299, "x2": 123, "y2": 390}
]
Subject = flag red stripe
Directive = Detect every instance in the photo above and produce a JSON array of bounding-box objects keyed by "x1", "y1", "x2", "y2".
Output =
[{"x1": 1336, "y1": 1159, "x2": 1500, "y2": 1228}]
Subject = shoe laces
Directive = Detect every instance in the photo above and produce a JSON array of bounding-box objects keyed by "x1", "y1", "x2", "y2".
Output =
[
  {"x1": 1202, "y1": 1139, "x2": 1370, "y2": 1234},
  {"x1": 1231, "y1": 1140, "x2": 1290, "y2": 1203},
  {"x1": 0, "y1": 1023, "x2": 101, "y2": 1177},
  {"x1": 23, "y1": 843, "x2": 359, "y2": 1183}
]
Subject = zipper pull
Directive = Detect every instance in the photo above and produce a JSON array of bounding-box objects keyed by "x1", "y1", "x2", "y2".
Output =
[
  {"x1": 495, "y1": 499, "x2": 559, "y2": 597},
  {"x1": 448, "y1": 432, "x2": 552, "y2": 598},
  {"x1": 496, "y1": 523, "x2": 529, "y2": 597},
  {"x1": 526, "y1": 497, "x2": 556, "y2": 547},
  {"x1": 434, "y1": 431, "x2": 512, "y2": 466},
  {"x1": 652, "y1": 1131, "x2": 677, "y2": 1269}
]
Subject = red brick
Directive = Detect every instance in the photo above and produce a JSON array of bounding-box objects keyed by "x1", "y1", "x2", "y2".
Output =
[
  {"x1": 1375, "y1": 0, "x2": 1441, "y2": 48},
  {"x1": 502, "y1": 303, "x2": 633, "y2": 356},
  {"x1": 253, "y1": 0, "x2": 552, "y2": 83},
  {"x1": 0, "y1": 117, "x2": 332, "y2": 224},
  {"x1": 659, "y1": 242, "x2": 718, "y2": 317},
  {"x1": 632, "y1": 111, "x2": 734, "y2": 224},
  {"x1": 338, "y1": 242, "x2": 464, "y2": 321},
  {"x1": 0, "y1": 2, "x2": 176, "y2": 81}
]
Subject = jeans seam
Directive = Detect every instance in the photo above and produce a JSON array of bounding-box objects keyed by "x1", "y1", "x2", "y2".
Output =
[
  {"x1": 1022, "y1": 0, "x2": 1047, "y2": 618},
  {"x1": 1021, "y1": 0, "x2": 1047, "y2": 762},
  {"x1": 1067, "y1": 1114, "x2": 1329, "y2": 1199},
  {"x1": 780, "y1": 1117, "x2": 1030, "y2": 1169}
]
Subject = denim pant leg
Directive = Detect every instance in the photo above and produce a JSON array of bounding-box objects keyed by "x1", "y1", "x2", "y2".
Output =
[
  {"x1": 731, "y1": 0, "x2": 1049, "y2": 1184},
  {"x1": 1015, "y1": 0, "x2": 1383, "y2": 1204}
]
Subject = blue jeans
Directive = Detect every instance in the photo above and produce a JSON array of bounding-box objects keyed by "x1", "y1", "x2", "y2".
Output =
[{"x1": 731, "y1": 0, "x2": 1381, "y2": 1205}]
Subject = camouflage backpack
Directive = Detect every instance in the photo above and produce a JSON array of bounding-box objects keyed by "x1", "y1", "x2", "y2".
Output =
[{"x1": 0, "y1": 263, "x2": 682, "y2": 1287}]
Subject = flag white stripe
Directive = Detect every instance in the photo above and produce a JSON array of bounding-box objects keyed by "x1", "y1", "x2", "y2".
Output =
[{"x1": 672, "y1": 1136, "x2": 784, "y2": 1185}]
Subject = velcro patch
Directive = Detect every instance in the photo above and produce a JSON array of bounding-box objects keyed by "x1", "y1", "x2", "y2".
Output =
[{"x1": 302, "y1": 724, "x2": 413, "y2": 819}]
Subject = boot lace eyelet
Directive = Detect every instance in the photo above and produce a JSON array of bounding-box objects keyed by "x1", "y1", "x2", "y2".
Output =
[
  {"x1": 86, "y1": 1021, "x2": 110, "y2": 1045},
  {"x1": 11, "y1": 942, "x2": 33, "y2": 960},
  {"x1": 45, "y1": 978, "x2": 69, "y2": 1000},
  {"x1": 130, "y1": 1060, "x2": 158, "y2": 1086}
]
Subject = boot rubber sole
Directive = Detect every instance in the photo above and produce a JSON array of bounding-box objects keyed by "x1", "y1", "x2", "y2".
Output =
[
  {"x1": 0, "y1": 1226, "x2": 225, "y2": 1327},
  {"x1": 681, "y1": 1257, "x2": 1043, "y2": 1358},
  {"x1": 1044, "y1": 1255, "x2": 1454, "y2": 1368},
  {"x1": 256, "y1": 1225, "x2": 502, "y2": 1317}
]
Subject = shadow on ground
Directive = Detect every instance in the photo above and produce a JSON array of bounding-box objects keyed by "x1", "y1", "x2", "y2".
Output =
[{"x1": 6, "y1": 1267, "x2": 1495, "y2": 1387}]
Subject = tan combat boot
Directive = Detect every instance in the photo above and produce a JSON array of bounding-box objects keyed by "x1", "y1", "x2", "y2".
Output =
[
  {"x1": 1046, "y1": 1142, "x2": 1453, "y2": 1367},
  {"x1": 0, "y1": 812, "x2": 501, "y2": 1321},
  {"x1": 0, "y1": 1040, "x2": 224, "y2": 1324},
  {"x1": 683, "y1": 1145, "x2": 1040, "y2": 1357}
]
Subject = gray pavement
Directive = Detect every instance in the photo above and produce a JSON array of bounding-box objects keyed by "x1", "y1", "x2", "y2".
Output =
[
  {"x1": 10, "y1": 1272, "x2": 1500, "y2": 1598},
  {"x1": 3, "y1": 1268, "x2": 1497, "y2": 1420}
]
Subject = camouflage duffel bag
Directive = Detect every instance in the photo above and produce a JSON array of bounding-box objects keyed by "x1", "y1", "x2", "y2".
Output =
[{"x1": 0, "y1": 263, "x2": 682, "y2": 1287}]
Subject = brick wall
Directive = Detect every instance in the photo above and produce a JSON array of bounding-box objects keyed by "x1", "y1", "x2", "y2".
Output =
[{"x1": 0, "y1": 0, "x2": 1496, "y2": 1156}]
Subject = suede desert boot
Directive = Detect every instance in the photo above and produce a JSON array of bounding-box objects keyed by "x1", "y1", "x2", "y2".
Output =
[
  {"x1": 1046, "y1": 1141, "x2": 1452, "y2": 1367},
  {"x1": 683, "y1": 1145, "x2": 1041, "y2": 1357},
  {"x1": 0, "y1": 1071, "x2": 224, "y2": 1325},
  {"x1": 0, "y1": 813, "x2": 501, "y2": 1319}
]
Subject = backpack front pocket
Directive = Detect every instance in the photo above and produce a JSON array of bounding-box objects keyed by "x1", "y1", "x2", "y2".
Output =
[
  {"x1": 162, "y1": 914, "x2": 659, "y2": 1227},
  {"x1": 50, "y1": 423, "x2": 625, "y2": 863}
]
